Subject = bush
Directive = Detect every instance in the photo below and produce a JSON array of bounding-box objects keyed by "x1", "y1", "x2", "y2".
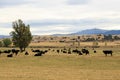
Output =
[
  {"x1": 3, "y1": 38, "x2": 12, "y2": 47},
  {"x1": 0, "y1": 41, "x2": 3, "y2": 47}
]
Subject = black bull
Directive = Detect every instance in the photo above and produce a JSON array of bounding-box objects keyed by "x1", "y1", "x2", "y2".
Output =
[{"x1": 103, "y1": 50, "x2": 113, "y2": 56}]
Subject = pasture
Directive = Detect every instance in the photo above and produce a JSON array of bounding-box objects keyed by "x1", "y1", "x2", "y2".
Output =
[
  {"x1": 0, "y1": 47, "x2": 120, "y2": 80},
  {"x1": 30, "y1": 40, "x2": 120, "y2": 48}
]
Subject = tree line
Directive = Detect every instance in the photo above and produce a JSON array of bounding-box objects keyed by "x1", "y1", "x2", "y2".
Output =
[{"x1": 83, "y1": 34, "x2": 120, "y2": 42}]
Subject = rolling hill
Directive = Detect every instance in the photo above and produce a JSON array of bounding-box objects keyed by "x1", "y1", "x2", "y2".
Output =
[
  {"x1": 0, "y1": 28, "x2": 120, "y2": 38},
  {"x1": 0, "y1": 35, "x2": 10, "y2": 39},
  {"x1": 71, "y1": 28, "x2": 120, "y2": 35}
]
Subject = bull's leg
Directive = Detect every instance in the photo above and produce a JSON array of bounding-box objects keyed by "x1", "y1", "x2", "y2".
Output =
[
  {"x1": 105, "y1": 53, "x2": 107, "y2": 56},
  {"x1": 111, "y1": 53, "x2": 112, "y2": 56}
]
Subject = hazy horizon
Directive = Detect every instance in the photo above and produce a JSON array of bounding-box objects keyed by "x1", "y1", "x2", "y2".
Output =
[{"x1": 0, "y1": 0, "x2": 120, "y2": 35}]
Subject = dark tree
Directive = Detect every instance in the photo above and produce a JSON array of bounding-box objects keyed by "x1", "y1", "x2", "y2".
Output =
[
  {"x1": 114, "y1": 36, "x2": 120, "y2": 40},
  {"x1": 10, "y1": 19, "x2": 32, "y2": 52},
  {"x1": 86, "y1": 38, "x2": 95, "y2": 42},
  {"x1": 104, "y1": 34, "x2": 113, "y2": 41}
]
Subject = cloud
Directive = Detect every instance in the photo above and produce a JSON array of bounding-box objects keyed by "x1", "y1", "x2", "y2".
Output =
[
  {"x1": 29, "y1": 19, "x2": 80, "y2": 26},
  {"x1": 1, "y1": 17, "x2": 120, "y2": 35},
  {"x1": 31, "y1": 25, "x2": 73, "y2": 35},
  {"x1": 0, "y1": 0, "x2": 120, "y2": 35},
  {"x1": 28, "y1": 19, "x2": 92, "y2": 27},
  {"x1": 0, "y1": 0, "x2": 65, "y2": 8},
  {"x1": 0, "y1": 0, "x2": 30, "y2": 8},
  {"x1": 28, "y1": 18, "x2": 120, "y2": 27},
  {"x1": 0, "y1": 22, "x2": 11, "y2": 27},
  {"x1": 89, "y1": 0, "x2": 120, "y2": 11},
  {"x1": 0, "y1": 27, "x2": 12, "y2": 35},
  {"x1": 26, "y1": 18, "x2": 120, "y2": 35},
  {"x1": 67, "y1": 0, "x2": 89, "y2": 5}
]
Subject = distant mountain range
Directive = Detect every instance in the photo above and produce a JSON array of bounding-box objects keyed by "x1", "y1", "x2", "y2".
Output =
[
  {"x1": 72, "y1": 28, "x2": 120, "y2": 35},
  {"x1": 71, "y1": 28, "x2": 107, "y2": 35},
  {"x1": 53, "y1": 28, "x2": 120, "y2": 36},
  {"x1": 0, "y1": 35, "x2": 10, "y2": 39},
  {"x1": 0, "y1": 28, "x2": 120, "y2": 38}
]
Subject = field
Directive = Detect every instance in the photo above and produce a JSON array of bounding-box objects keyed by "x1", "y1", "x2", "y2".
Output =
[
  {"x1": 0, "y1": 47, "x2": 120, "y2": 80},
  {"x1": 30, "y1": 40, "x2": 120, "y2": 47}
]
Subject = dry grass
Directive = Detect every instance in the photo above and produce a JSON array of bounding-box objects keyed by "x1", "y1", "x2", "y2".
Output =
[
  {"x1": 0, "y1": 47, "x2": 120, "y2": 80},
  {"x1": 30, "y1": 41, "x2": 68, "y2": 47},
  {"x1": 30, "y1": 41, "x2": 120, "y2": 47}
]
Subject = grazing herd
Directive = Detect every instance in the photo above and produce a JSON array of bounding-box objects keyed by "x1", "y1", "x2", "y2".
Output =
[
  {"x1": 0, "y1": 48, "x2": 114, "y2": 58},
  {"x1": 53, "y1": 48, "x2": 113, "y2": 56},
  {"x1": 0, "y1": 49, "x2": 29, "y2": 57},
  {"x1": 31, "y1": 49, "x2": 48, "y2": 56},
  {"x1": 0, "y1": 49, "x2": 20, "y2": 57},
  {"x1": 55, "y1": 48, "x2": 90, "y2": 55}
]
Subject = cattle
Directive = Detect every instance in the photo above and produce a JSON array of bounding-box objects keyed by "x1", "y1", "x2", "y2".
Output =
[
  {"x1": 7, "y1": 54, "x2": 13, "y2": 57},
  {"x1": 52, "y1": 49, "x2": 55, "y2": 52},
  {"x1": 44, "y1": 50, "x2": 48, "y2": 54},
  {"x1": 61, "y1": 49, "x2": 63, "y2": 52},
  {"x1": 0, "y1": 50, "x2": 1, "y2": 54},
  {"x1": 63, "y1": 47, "x2": 67, "y2": 51},
  {"x1": 81, "y1": 49, "x2": 89, "y2": 55},
  {"x1": 11, "y1": 49, "x2": 19, "y2": 55},
  {"x1": 31, "y1": 49, "x2": 40, "y2": 53},
  {"x1": 92, "y1": 48, "x2": 97, "y2": 53},
  {"x1": 68, "y1": 51, "x2": 71, "y2": 54},
  {"x1": 103, "y1": 50, "x2": 113, "y2": 56},
  {"x1": 48, "y1": 48, "x2": 51, "y2": 51},
  {"x1": 94, "y1": 50, "x2": 97, "y2": 53},
  {"x1": 25, "y1": 51, "x2": 29, "y2": 55},
  {"x1": 68, "y1": 48, "x2": 71, "y2": 54},
  {"x1": 61, "y1": 48, "x2": 71, "y2": 54},
  {"x1": 57, "y1": 50, "x2": 60, "y2": 53},
  {"x1": 72, "y1": 49, "x2": 78, "y2": 54},
  {"x1": 72, "y1": 49, "x2": 82, "y2": 55},
  {"x1": 78, "y1": 50, "x2": 82, "y2": 55},
  {"x1": 3, "y1": 50, "x2": 11, "y2": 54},
  {"x1": 62, "y1": 50, "x2": 67, "y2": 53},
  {"x1": 32, "y1": 49, "x2": 48, "y2": 56},
  {"x1": 34, "y1": 52, "x2": 42, "y2": 56},
  {"x1": 72, "y1": 49, "x2": 78, "y2": 53}
]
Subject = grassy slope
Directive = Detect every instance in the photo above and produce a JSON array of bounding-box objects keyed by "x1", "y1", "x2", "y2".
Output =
[{"x1": 0, "y1": 48, "x2": 120, "y2": 80}]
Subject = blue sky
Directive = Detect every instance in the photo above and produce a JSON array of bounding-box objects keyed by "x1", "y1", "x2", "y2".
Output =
[{"x1": 0, "y1": 0, "x2": 120, "y2": 35}]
